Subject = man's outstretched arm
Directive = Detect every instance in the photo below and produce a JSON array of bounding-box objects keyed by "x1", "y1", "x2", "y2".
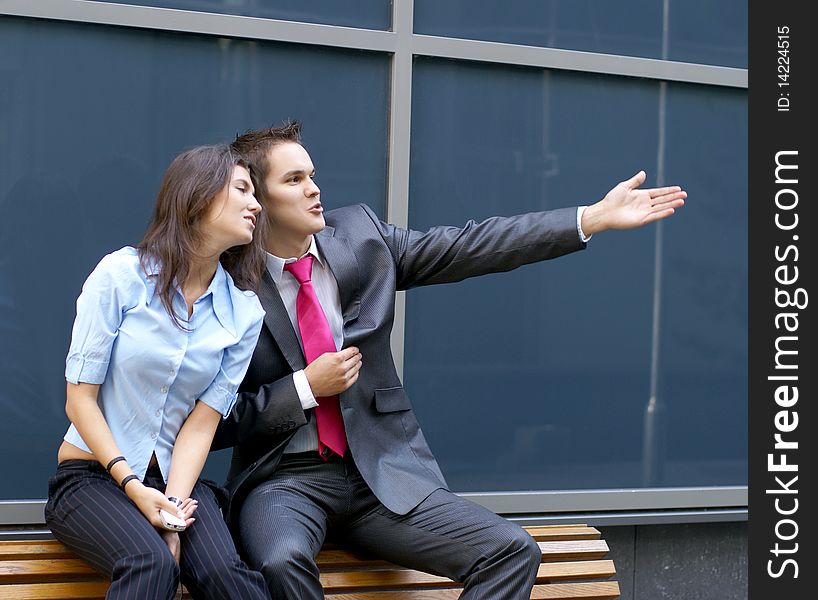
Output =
[
  {"x1": 580, "y1": 170, "x2": 686, "y2": 236},
  {"x1": 364, "y1": 169, "x2": 685, "y2": 290}
]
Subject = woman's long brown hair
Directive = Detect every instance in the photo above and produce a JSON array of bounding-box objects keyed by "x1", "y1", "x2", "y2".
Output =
[{"x1": 137, "y1": 144, "x2": 267, "y2": 329}]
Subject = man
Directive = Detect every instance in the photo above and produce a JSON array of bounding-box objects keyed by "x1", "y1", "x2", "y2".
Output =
[{"x1": 213, "y1": 121, "x2": 686, "y2": 599}]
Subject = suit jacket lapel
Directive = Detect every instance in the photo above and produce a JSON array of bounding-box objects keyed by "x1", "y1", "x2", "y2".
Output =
[
  {"x1": 315, "y1": 227, "x2": 361, "y2": 326},
  {"x1": 257, "y1": 270, "x2": 306, "y2": 371}
]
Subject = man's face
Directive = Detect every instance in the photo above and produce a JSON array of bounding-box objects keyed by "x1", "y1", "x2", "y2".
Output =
[{"x1": 262, "y1": 142, "x2": 324, "y2": 254}]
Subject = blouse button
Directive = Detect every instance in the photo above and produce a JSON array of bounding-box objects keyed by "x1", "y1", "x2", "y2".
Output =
[
  {"x1": 160, "y1": 386, "x2": 168, "y2": 394},
  {"x1": 151, "y1": 432, "x2": 158, "y2": 440}
]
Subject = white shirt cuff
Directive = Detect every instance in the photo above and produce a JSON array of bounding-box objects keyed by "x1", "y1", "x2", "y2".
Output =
[
  {"x1": 577, "y1": 206, "x2": 592, "y2": 243},
  {"x1": 293, "y1": 369, "x2": 320, "y2": 410}
]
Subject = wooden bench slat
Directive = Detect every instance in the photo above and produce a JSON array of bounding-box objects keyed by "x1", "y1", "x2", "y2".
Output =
[
  {"x1": 539, "y1": 540, "x2": 609, "y2": 562},
  {"x1": 0, "y1": 559, "x2": 100, "y2": 584},
  {"x1": 321, "y1": 560, "x2": 617, "y2": 592},
  {"x1": 321, "y1": 568, "x2": 458, "y2": 591},
  {"x1": 317, "y1": 549, "x2": 396, "y2": 569},
  {"x1": 0, "y1": 581, "x2": 108, "y2": 600},
  {"x1": 0, "y1": 542, "x2": 76, "y2": 561},
  {"x1": 537, "y1": 560, "x2": 616, "y2": 582},
  {"x1": 530, "y1": 581, "x2": 621, "y2": 600},
  {"x1": 323, "y1": 581, "x2": 621, "y2": 599},
  {"x1": 326, "y1": 593, "x2": 462, "y2": 600},
  {"x1": 525, "y1": 526, "x2": 601, "y2": 541},
  {"x1": 321, "y1": 526, "x2": 600, "y2": 547}
]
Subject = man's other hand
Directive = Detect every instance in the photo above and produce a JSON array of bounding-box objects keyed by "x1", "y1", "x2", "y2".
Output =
[{"x1": 304, "y1": 347, "x2": 362, "y2": 397}]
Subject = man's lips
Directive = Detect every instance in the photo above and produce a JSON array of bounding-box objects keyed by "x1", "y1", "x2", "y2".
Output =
[{"x1": 308, "y1": 202, "x2": 323, "y2": 213}]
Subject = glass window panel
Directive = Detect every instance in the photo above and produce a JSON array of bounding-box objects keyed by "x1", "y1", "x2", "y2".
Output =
[
  {"x1": 414, "y1": 0, "x2": 747, "y2": 69},
  {"x1": 0, "y1": 15, "x2": 388, "y2": 500},
  {"x1": 652, "y1": 82, "x2": 748, "y2": 487},
  {"x1": 404, "y1": 57, "x2": 747, "y2": 492},
  {"x1": 667, "y1": 0, "x2": 747, "y2": 68},
  {"x1": 92, "y1": 0, "x2": 392, "y2": 30}
]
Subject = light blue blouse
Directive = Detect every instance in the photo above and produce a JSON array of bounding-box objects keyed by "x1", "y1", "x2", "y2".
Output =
[{"x1": 63, "y1": 247, "x2": 265, "y2": 482}]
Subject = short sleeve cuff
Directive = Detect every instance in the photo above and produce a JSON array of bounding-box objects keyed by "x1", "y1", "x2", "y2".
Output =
[
  {"x1": 199, "y1": 384, "x2": 238, "y2": 418},
  {"x1": 65, "y1": 355, "x2": 109, "y2": 385}
]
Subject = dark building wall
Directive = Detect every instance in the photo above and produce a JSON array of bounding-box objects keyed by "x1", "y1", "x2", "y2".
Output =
[{"x1": 601, "y1": 522, "x2": 748, "y2": 600}]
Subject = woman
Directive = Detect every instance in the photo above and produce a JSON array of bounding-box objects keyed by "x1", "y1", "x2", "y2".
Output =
[{"x1": 45, "y1": 145, "x2": 271, "y2": 599}]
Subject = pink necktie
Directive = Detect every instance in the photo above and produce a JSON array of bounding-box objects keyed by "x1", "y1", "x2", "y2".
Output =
[{"x1": 284, "y1": 255, "x2": 348, "y2": 459}]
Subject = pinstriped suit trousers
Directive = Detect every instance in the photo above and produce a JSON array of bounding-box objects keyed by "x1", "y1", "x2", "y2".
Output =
[
  {"x1": 239, "y1": 452, "x2": 541, "y2": 600},
  {"x1": 45, "y1": 460, "x2": 270, "y2": 600}
]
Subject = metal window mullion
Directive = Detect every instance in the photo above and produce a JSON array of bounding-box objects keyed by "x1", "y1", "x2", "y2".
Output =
[
  {"x1": 411, "y1": 33, "x2": 746, "y2": 88},
  {"x1": 0, "y1": 0, "x2": 398, "y2": 52},
  {"x1": 387, "y1": 0, "x2": 414, "y2": 381}
]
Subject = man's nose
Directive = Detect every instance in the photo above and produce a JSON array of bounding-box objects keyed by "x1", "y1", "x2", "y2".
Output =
[{"x1": 306, "y1": 180, "x2": 320, "y2": 196}]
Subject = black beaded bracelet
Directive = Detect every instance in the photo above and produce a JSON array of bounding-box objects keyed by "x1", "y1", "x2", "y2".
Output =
[
  {"x1": 106, "y1": 455, "x2": 126, "y2": 472},
  {"x1": 119, "y1": 474, "x2": 139, "y2": 492}
]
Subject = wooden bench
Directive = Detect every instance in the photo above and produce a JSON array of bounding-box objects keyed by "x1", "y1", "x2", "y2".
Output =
[{"x1": 0, "y1": 524, "x2": 619, "y2": 599}]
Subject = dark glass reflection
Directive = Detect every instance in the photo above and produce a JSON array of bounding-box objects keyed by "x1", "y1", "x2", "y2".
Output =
[
  {"x1": 404, "y1": 58, "x2": 747, "y2": 492},
  {"x1": 0, "y1": 16, "x2": 388, "y2": 499},
  {"x1": 414, "y1": 0, "x2": 747, "y2": 69}
]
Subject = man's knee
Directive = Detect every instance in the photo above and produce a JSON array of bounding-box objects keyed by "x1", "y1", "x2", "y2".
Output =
[
  {"x1": 493, "y1": 524, "x2": 541, "y2": 570},
  {"x1": 256, "y1": 541, "x2": 316, "y2": 583},
  {"x1": 518, "y1": 529, "x2": 541, "y2": 568}
]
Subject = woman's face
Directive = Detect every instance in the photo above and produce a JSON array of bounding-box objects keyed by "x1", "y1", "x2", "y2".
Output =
[{"x1": 201, "y1": 165, "x2": 262, "y2": 252}]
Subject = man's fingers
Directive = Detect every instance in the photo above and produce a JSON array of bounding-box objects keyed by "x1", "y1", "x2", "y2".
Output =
[
  {"x1": 343, "y1": 358, "x2": 362, "y2": 381},
  {"x1": 339, "y1": 346, "x2": 360, "y2": 360},
  {"x1": 647, "y1": 185, "x2": 682, "y2": 198},
  {"x1": 336, "y1": 353, "x2": 362, "y2": 390},
  {"x1": 625, "y1": 170, "x2": 646, "y2": 189},
  {"x1": 643, "y1": 207, "x2": 677, "y2": 224},
  {"x1": 341, "y1": 350, "x2": 362, "y2": 367},
  {"x1": 650, "y1": 190, "x2": 687, "y2": 208}
]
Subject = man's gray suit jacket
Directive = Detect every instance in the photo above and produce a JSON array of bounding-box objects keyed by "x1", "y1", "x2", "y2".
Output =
[{"x1": 212, "y1": 203, "x2": 586, "y2": 527}]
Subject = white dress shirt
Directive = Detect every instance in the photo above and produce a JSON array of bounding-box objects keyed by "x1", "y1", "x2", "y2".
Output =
[{"x1": 265, "y1": 237, "x2": 344, "y2": 453}]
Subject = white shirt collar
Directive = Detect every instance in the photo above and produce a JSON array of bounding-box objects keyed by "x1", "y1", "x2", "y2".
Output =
[{"x1": 265, "y1": 236, "x2": 324, "y2": 285}]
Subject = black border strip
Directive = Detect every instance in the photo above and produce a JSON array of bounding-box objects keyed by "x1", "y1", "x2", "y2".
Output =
[{"x1": 749, "y1": 3, "x2": 814, "y2": 598}]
